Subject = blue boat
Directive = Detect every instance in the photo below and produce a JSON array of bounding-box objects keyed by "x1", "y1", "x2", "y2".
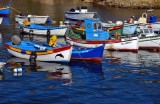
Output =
[
  {"x1": 102, "y1": 22, "x2": 139, "y2": 35},
  {"x1": 71, "y1": 45, "x2": 104, "y2": 62},
  {"x1": 123, "y1": 23, "x2": 139, "y2": 35},
  {"x1": 0, "y1": 5, "x2": 10, "y2": 16}
]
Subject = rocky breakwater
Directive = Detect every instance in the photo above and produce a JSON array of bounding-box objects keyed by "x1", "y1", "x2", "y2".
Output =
[{"x1": 83, "y1": 0, "x2": 160, "y2": 9}]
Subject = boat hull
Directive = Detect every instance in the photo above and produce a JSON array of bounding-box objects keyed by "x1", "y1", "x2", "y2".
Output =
[
  {"x1": 71, "y1": 45, "x2": 104, "y2": 62},
  {"x1": 102, "y1": 22, "x2": 138, "y2": 35},
  {"x1": 21, "y1": 25, "x2": 67, "y2": 36},
  {"x1": 15, "y1": 15, "x2": 50, "y2": 24},
  {"x1": 65, "y1": 12, "x2": 95, "y2": 21},
  {"x1": 0, "y1": 17, "x2": 3, "y2": 24},
  {"x1": 123, "y1": 23, "x2": 138, "y2": 35},
  {"x1": 5, "y1": 41, "x2": 72, "y2": 63},
  {"x1": 139, "y1": 36, "x2": 160, "y2": 51},
  {"x1": 0, "y1": 6, "x2": 10, "y2": 16},
  {"x1": 66, "y1": 36, "x2": 139, "y2": 52}
]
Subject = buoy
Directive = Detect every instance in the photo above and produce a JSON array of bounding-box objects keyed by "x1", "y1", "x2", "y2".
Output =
[
  {"x1": 13, "y1": 72, "x2": 22, "y2": 76},
  {"x1": 13, "y1": 67, "x2": 22, "y2": 73}
]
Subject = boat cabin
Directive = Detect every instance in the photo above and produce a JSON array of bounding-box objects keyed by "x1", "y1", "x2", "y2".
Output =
[
  {"x1": 138, "y1": 28, "x2": 157, "y2": 37},
  {"x1": 84, "y1": 18, "x2": 110, "y2": 40},
  {"x1": 69, "y1": 6, "x2": 88, "y2": 13}
]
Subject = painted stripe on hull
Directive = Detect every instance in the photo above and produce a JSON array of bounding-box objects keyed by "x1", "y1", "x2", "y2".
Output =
[
  {"x1": 5, "y1": 44, "x2": 72, "y2": 62},
  {"x1": 66, "y1": 37, "x2": 139, "y2": 52}
]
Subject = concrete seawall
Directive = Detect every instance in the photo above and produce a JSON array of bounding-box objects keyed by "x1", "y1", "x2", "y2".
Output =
[{"x1": 82, "y1": 0, "x2": 160, "y2": 9}]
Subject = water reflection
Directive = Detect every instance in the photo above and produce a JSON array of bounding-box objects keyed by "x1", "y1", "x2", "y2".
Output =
[
  {"x1": 104, "y1": 50, "x2": 160, "y2": 67},
  {"x1": 103, "y1": 50, "x2": 160, "y2": 78},
  {"x1": 5, "y1": 57, "x2": 72, "y2": 85},
  {"x1": 0, "y1": 32, "x2": 2, "y2": 42},
  {"x1": 70, "y1": 61, "x2": 105, "y2": 82}
]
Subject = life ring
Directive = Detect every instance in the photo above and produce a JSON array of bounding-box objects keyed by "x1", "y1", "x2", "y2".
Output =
[{"x1": 142, "y1": 13, "x2": 147, "y2": 18}]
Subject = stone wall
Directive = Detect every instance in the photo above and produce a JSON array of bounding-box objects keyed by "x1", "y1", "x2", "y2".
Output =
[{"x1": 83, "y1": 0, "x2": 160, "y2": 9}]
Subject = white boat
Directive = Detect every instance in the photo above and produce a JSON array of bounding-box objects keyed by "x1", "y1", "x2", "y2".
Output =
[
  {"x1": 66, "y1": 18, "x2": 139, "y2": 52},
  {"x1": 5, "y1": 36, "x2": 72, "y2": 63},
  {"x1": 137, "y1": 28, "x2": 160, "y2": 51},
  {"x1": 0, "y1": 17, "x2": 3, "y2": 24},
  {"x1": 20, "y1": 23, "x2": 68, "y2": 36},
  {"x1": 15, "y1": 14, "x2": 51, "y2": 24},
  {"x1": 64, "y1": 6, "x2": 97, "y2": 21}
]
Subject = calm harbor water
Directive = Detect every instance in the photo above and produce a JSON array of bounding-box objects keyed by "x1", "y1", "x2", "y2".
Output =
[{"x1": 0, "y1": 0, "x2": 160, "y2": 104}]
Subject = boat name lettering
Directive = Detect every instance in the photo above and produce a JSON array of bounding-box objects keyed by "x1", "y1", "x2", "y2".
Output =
[
  {"x1": 121, "y1": 41, "x2": 131, "y2": 45},
  {"x1": 76, "y1": 40, "x2": 85, "y2": 43},
  {"x1": 124, "y1": 37, "x2": 131, "y2": 41},
  {"x1": 94, "y1": 34, "x2": 98, "y2": 37}
]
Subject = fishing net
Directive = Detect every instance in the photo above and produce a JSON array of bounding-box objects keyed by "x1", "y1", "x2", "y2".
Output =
[{"x1": 66, "y1": 28, "x2": 82, "y2": 40}]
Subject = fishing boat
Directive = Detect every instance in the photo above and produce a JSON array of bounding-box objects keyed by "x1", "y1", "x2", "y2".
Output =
[
  {"x1": 64, "y1": 6, "x2": 97, "y2": 21},
  {"x1": 102, "y1": 21, "x2": 139, "y2": 35},
  {"x1": 71, "y1": 44, "x2": 104, "y2": 62},
  {"x1": 20, "y1": 22, "x2": 68, "y2": 36},
  {"x1": 65, "y1": 18, "x2": 139, "y2": 52},
  {"x1": 15, "y1": 13, "x2": 52, "y2": 24},
  {"x1": 0, "y1": 5, "x2": 10, "y2": 16},
  {"x1": 137, "y1": 28, "x2": 160, "y2": 51},
  {"x1": 5, "y1": 35, "x2": 72, "y2": 63},
  {"x1": 49, "y1": 36, "x2": 104, "y2": 62}
]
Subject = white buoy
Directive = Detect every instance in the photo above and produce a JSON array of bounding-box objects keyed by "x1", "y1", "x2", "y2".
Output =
[
  {"x1": 13, "y1": 67, "x2": 22, "y2": 73},
  {"x1": 14, "y1": 72, "x2": 22, "y2": 76}
]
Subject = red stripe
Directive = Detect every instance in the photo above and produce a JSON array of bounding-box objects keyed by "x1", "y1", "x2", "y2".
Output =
[
  {"x1": 53, "y1": 45, "x2": 72, "y2": 53},
  {"x1": 70, "y1": 38, "x2": 121, "y2": 44},
  {"x1": 5, "y1": 44, "x2": 9, "y2": 48},
  {"x1": 107, "y1": 49, "x2": 138, "y2": 53}
]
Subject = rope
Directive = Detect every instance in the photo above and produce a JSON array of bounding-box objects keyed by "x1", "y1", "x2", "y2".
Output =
[
  {"x1": 10, "y1": 6, "x2": 21, "y2": 13},
  {"x1": 73, "y1": 47, "x2": 89, "y2": 66}
]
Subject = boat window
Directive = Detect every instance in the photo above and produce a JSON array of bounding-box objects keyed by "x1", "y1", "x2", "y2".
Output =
[
  {"x1": 94, "y1": 23, "x2": 97, "y2": 30},
  {"x1": 144, "y1": 29, "x2": 149, "y2": 33},
  {"x1": 149, "y1": 29, "x2": 153, "y2": 33},
  {"x1": 98, "y1": 23, "x2": 101, "y2": 29},
  {"x1": 87, "y1": 23, "x2": 91, "y2": 28}
]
